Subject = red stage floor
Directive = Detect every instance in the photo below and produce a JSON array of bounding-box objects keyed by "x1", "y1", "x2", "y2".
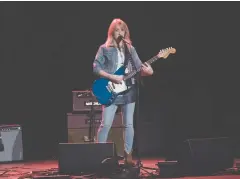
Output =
[{"x1": 0, "y1": 158, "x2": 240, "y2": 179}]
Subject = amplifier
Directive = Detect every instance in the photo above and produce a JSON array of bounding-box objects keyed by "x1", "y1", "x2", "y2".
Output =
[
  {"x1": 67, "y1": 112, "x2": 123, "y2": 129},
  {"x1": 0, "y1": 125, "x2": 23, "y2": 162},
  {"x1": 67, "y1": 128, "x2": 124, "y2": 156},
  {"x1": 72, "y1": 90, "x2": 102, "y2": 112},
  {"x1": 67, "y1": 113, "x2": 124, "y2": 156}
]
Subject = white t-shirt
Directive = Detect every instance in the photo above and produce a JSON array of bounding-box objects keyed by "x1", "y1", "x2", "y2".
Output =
[{"x1": 116, "y1": 48, "x2": 125, "y2": 70}]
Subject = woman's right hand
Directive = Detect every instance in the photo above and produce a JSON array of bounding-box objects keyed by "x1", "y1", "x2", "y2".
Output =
[{"x1": 110, "y1": 75, "x2": 124, "y2": 84}]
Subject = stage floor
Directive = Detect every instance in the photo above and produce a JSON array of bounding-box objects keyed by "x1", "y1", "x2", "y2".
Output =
[{"x1": 0, "y1": 158, "x2": 240, "y2": 179}]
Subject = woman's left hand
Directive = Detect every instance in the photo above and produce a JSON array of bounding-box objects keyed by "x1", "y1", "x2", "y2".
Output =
[{"x1": 141, "y1": 62, "x2": 153, "y2": 76}]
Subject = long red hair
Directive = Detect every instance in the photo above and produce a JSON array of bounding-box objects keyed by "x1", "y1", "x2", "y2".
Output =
[{"x1": 105, "y1": 18, "x2": 132, "y2": 49}]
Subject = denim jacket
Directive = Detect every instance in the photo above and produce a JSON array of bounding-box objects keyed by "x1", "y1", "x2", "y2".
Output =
[
  {"x1": 93, "y1": 44, "x2": 142, "y2": 76},
  {"x1": 93, "y1": 43, "x2": 143, "y2": 105}
]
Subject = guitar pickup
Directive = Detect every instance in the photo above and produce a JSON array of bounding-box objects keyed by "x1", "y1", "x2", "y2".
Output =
[{"x1": 112, "y1": 83, "x2": 115, "y2": 89}]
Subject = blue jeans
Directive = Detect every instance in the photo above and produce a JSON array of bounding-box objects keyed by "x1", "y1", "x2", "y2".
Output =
[{"x1": 97, "y1": 102, "x2": 135, "y2": 154}]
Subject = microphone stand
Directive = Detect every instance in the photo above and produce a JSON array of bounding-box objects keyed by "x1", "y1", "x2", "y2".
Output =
[
  {"x1": 88, "y1": 90, "x2": 96, "y2": 142},
  {"x1": 123, "y1": 42, "x2": 157, "y2": 178},
  {"x1": 123, "y1": 42, "x2": 142, "y2": 175}
]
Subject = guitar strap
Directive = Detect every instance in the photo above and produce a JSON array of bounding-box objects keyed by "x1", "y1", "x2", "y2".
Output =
[
  {"x1": 124, "y1": 43, "x2": 145, "y2": 88},
  {"x1": 123, "y1": 43, "x2": 137, "y2": 71},
  {"x1": 123, "y1": 43, "x2": 137, "y2": 86}
]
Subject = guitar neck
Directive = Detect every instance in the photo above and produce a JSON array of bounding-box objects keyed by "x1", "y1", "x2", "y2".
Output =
[{"x1": 124, "y1": 55, "x2": 159, "y2": 81}]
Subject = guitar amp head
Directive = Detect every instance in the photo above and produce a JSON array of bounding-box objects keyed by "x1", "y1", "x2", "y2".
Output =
[{"x1": 72, "y1": 90, "x2": 102, "y2": 112}]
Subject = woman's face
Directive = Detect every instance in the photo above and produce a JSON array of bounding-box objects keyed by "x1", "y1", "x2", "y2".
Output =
[{"x1": 113, "y1": 24, "x2": 125, "y2": 42}]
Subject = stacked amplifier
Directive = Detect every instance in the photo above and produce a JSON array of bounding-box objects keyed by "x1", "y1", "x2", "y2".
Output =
[{"x1": 67, "y1": 90, "x2": 124, "y2": 155}]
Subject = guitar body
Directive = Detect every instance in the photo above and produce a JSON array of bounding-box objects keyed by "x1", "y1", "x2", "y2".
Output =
[{"x1": 92, "y1": 66, "x2": 127, "y2": 105}]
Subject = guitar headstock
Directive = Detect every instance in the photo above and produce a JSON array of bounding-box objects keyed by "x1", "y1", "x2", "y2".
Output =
[{"x1": 157, "y1": 47, "x2": 176, "y2": 59}]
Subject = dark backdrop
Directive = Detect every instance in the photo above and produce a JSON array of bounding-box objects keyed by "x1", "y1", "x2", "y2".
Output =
[{"x1": 0, "y1": 2, "x2": 239, "y2": 160}]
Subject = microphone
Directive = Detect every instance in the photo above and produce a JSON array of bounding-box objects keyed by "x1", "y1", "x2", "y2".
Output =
[{"x1": 118, "y1": 35, "x2": 130, "y2": 45}]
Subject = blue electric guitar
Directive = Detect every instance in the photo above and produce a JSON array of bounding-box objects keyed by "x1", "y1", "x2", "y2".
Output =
[{"x1": 92, "y1": 47, "x2": 176, "y2": 105}]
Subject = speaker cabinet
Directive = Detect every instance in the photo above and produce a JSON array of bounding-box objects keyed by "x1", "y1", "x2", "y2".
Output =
[
  {"x1": 178, "y1": 137, "x2": 234, "y2": 176},
  {"x1": 58, "y1": 142, "x2": 118, "y2": 175},
  {"x1": 67, "y1": 112, "x2": 124, "y2": 156},
  {"x1": 67, "y1": 112, "x2": 122, "y2": 128},
  {"x1": 67, "y1": 128, "x2": 124, "y2": 156},
  {"x1": 0, "y1": 125, "x2": 23, "y2": 162}
]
